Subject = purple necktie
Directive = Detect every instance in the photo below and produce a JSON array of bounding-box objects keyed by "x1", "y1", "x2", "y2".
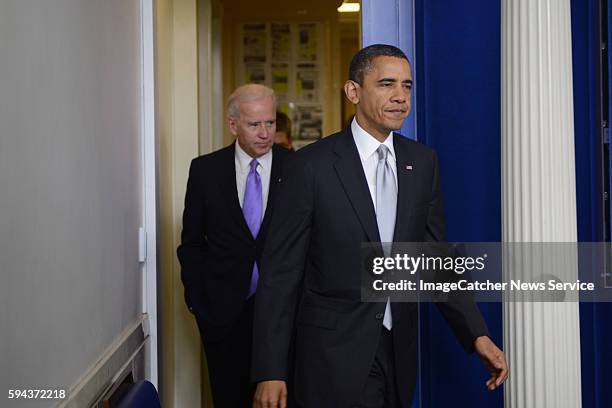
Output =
[{"x1": 243, "y1": 159, "x2": 262, "y2": 297}]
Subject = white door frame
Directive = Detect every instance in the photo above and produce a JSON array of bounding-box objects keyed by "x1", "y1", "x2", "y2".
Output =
[{"x1": 139, "y1": 0, "x2": 158, "y2": 388}]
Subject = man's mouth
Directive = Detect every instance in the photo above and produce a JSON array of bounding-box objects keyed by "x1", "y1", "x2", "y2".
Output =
[{"x1": 385, "y1": 108, "x2": 408, "y2": 114}]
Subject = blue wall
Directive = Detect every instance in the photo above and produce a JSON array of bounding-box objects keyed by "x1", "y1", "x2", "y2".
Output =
[
  {"x1": 414, "y1": 0, "x2": 503, "y2": 407},
  {"x1": 573, "y1": 0, "x2": 612, "y2": 407}
]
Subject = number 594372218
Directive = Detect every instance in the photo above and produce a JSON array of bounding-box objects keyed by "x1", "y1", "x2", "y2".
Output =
[{"x1": 8, "y1": 389, "x2": 66, "y2": 399}]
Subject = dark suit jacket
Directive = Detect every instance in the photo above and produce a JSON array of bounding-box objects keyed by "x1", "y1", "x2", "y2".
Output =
[
  {"x1": 177, "y1": 143, "x2": 291, "y2": 342},
  {"x1": 252, "y1": 129, "x2": 489, "y2": 407}
]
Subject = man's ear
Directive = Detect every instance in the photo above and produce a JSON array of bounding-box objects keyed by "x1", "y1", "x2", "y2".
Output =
[
  {"x1": 344, "y1": 80, "x2": 360, "y2": 105},
  {"x1": 228, "y1": 116, "x2": 238, "y2": 136}
]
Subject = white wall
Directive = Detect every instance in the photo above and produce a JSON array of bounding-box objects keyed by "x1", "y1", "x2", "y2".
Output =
[{"x1": 0, "y1": 1, "x2": 144, "y2": 406}]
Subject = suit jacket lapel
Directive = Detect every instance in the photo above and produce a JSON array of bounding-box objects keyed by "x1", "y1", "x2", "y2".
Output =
[
  {"x1": 219, "y1": 143, "x2": 253, "y2": 239},
  {"x1": 333, "y1": 129, "x2": 381, "y2": 243},
  {"x1": 392, "y1": 133, "x2": 419, "y2": 241}
]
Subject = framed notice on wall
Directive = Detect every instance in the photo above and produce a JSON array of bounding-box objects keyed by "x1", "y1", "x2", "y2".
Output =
[{"x1": 235, "y1": 22, "x2": 326, "y2": 147}]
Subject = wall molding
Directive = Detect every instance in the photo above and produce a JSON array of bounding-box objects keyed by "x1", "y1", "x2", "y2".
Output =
[{"x1": 56, "y1": 314, "x2": 149, "y2": 408}]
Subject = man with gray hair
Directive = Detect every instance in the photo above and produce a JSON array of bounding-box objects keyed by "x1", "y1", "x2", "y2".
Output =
[{"x1": 178, "y1": 84, "x2": 291, "y2": 407}]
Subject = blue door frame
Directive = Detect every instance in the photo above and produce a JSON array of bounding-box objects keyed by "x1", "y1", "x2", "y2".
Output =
[{"x1": 362, "y1": 0, "x2": 417, "y2": 141}]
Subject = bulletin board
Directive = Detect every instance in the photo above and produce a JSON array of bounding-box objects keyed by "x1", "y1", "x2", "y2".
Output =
[{"x1": 235, "y1": 22, "x2": 326, "y2": 147}]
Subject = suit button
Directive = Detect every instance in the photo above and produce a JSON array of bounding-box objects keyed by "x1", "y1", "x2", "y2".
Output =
[{"x1": 375, "y1": 313, "x2": 384, "y2": 320}]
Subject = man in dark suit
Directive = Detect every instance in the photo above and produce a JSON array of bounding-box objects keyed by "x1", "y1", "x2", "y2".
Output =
[
  {"x1": 177, "y1": 84, "x2": 291, "y2": 407},
  {"x1": 252, "y1": 45, "x2": 508, "y2": 408}
]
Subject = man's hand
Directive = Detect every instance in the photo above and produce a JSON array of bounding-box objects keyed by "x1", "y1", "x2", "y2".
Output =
[
  {"x1": 253, "y1": 380, "x2": 287, "y2": 408},
  {"x1": 474, "y1": 336, "x2": 509, "y2": 391}
]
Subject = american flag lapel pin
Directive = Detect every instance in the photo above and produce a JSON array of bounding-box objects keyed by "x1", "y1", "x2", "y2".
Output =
[{"x1": 406, "y1": 164, "x2": 413, "y2": 171}]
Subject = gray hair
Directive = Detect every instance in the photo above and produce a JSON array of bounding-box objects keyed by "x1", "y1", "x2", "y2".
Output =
[{"x1": 227, "y1": 84, "x2": 277, "y2": 119}]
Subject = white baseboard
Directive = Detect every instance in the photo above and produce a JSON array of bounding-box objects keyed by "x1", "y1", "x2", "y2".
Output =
[{"x1": 56, "y1": 314, "x2": 149, "y2": 408}]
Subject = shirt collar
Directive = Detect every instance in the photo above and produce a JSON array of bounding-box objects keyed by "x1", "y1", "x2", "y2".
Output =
[
  {"x1": 235, "y1": 140, "x2": 273, "y2": 171},
  {"x1": 351, "y1": 117, "x2": 396, "y2": 162}
]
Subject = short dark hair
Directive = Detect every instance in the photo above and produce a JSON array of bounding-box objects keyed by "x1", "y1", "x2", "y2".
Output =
[
  {"x1": 276, "y1": 111, "x2": 292, "y2": 139},
  {"x1": 348, "y1": 44, "x2": 410, "y2": 84}
]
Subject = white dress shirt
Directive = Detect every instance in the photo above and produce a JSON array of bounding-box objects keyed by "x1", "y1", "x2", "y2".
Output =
[
  {"x1": 235, "y1": 141, "x2": 273, "y2": 214},
  {"x1": 352, "y1": 118, "x2": 397, "y2": 330},
  {"x1": 351, "y1": 118, "x2": 398, "y2": 211}
]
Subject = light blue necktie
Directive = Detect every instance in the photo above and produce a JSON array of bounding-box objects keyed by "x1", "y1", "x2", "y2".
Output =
[
  {"x1": 376, "y1": 145, "x2": 397, "y2": 330},
  {"x1": 243, "y1": 159, "x2": 262, "y2": 298}
]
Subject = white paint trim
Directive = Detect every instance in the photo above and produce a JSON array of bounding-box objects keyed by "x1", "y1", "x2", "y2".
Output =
[
  {"x1": 139, "y1": 0, "x2": 159, "y2": 389},
  {"x1": 57, "y1": 315, "x2": 148, "y2": 408}
]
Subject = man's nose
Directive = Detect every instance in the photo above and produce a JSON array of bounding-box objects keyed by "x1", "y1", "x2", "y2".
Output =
[
  {"x1": 259, "y1": 124, "x2": 272, "y2": 138},
  {"x1": 391, "y1": 86, "x2": 408, "y2": 103}
]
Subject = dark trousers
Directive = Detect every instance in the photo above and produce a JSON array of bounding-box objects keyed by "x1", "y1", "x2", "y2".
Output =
[
  {"x1": 354, "y1": 327, "x2": 400, "y2": 408},
  {"x1": 201, "y1": 297, "x2": 255, "y2": 408}
]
